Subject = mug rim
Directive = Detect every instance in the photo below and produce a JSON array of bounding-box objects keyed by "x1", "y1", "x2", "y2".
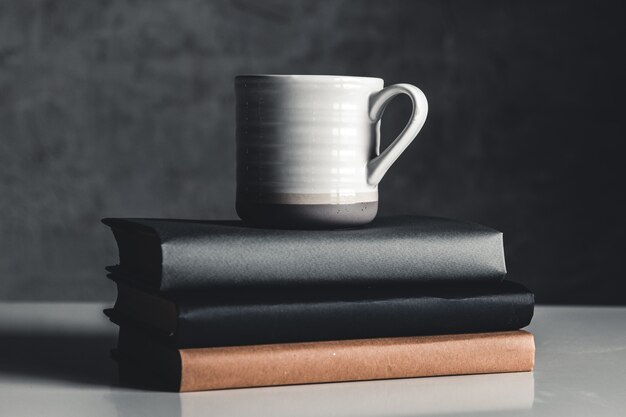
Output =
[{"x1": 236, "y1": 74, "x2": 384, "y2": 83}]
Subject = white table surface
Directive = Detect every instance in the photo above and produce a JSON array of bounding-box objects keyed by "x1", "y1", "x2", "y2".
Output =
[{"x1": 0, "y1": 303, "x2": 625, "y2": 417}]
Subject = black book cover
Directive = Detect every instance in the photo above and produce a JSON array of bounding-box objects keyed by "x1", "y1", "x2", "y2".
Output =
[
  {"x1": 102, "y1": 216, "x2": 507, "y2": 291},
  {"x1": 104, "y1": 278, "x2": 533, "y2": 348}
]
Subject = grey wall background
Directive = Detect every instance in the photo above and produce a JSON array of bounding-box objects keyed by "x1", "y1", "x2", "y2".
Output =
[{"x1": 1, "y1": 0, "x2": 624, "y2": 303}]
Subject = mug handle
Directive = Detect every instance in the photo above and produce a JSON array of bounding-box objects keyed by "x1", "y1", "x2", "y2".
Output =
[{"x1": 367, "y1": 84, "x2": 428, "y2": 185}]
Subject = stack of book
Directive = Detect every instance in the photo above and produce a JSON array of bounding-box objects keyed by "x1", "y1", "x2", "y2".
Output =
[{"x1": 103, "y1": 216, "x2": 534, "y2": 392}]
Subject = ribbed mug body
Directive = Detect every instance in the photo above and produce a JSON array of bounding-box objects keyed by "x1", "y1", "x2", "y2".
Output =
[{"x1": 235, "y1": 75, "x2": 382, "y2": 228}]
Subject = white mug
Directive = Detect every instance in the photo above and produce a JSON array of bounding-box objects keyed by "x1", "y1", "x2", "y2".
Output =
[{"x1": 235, "y1": 74, "x2": 428, "y2": 228}]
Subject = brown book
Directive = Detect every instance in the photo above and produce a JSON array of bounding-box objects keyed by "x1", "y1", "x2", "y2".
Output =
[{"x1": 115, "y1": 330, "x2": 535, "y2": 392}]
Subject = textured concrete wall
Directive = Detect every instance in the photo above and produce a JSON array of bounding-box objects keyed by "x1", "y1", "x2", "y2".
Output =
[{"x1": 1, "y1": 0, "x2": 624, "y2": 302}]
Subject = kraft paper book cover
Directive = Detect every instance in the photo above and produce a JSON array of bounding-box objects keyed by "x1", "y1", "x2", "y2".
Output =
[{"x1": 114, "y1": 330, "x2": 535, "y2": 392}]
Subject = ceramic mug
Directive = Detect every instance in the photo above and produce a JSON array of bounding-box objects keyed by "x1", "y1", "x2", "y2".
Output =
[{"x1": 235, "y1": 74, "x2": 428, "y2": 228}]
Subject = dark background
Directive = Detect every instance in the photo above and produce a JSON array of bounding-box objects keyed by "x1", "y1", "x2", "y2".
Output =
[{"x1": 1, "y1": 0, "x2": 624, "y2": 303}]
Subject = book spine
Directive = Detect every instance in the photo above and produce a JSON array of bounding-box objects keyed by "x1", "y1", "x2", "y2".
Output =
[
  {"x1": 160, "y1": 231, "x2": 506, "y2": 290},
  {"x1": 174, "y1": 286, "x2": 534, "y2": 347},
  {"x1": 177, "y1": 331, "x2": 535, "y2": 392},
  {"x1": 104, "y1": 217, "x2": 507, "y2": 290}
]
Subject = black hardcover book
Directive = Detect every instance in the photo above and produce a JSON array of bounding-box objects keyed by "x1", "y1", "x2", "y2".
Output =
[
  {"x1": 102, "y1": 216, "x2": 506, "y2": 291},
  {"x1": 104, "y1": 279, "x2": 533, "y2": 348}
]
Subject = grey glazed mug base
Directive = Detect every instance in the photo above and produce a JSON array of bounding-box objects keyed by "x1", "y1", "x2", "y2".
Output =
[{"x1": 236, "y1": 201, "x2": 379, "y2": 230}]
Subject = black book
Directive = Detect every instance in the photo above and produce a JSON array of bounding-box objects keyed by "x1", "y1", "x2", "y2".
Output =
[
  {"x1": 104, "y1": 278, "x2": 533, "y2": 348},
  {"x1": 102, "y1": 216, "x2": 507, "y2": 291}
]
